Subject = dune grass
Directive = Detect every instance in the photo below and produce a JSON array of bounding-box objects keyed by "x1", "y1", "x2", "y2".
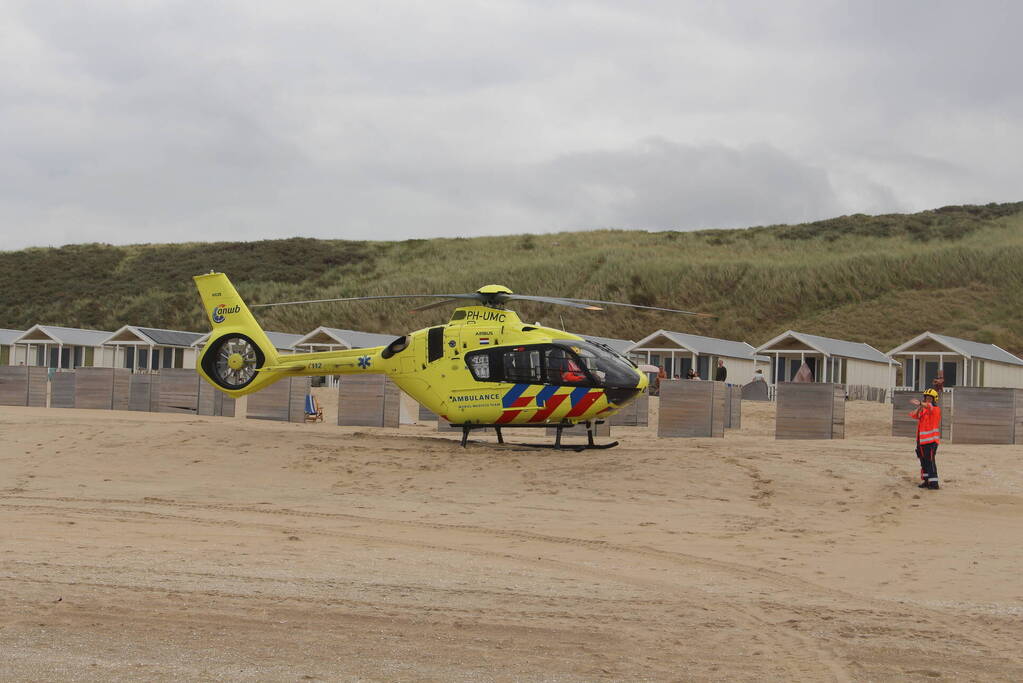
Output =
[{"x1": 2, "y1": 202, "x2": 1022, "y2": 354}]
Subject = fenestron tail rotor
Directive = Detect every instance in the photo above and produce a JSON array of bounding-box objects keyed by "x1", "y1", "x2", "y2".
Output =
[
  {"x1": 248, "y1": 284, "x2": 713, "y2": 317},
  {"x1": 206, "y1": 334, "x2": 265, "y2": 390}
]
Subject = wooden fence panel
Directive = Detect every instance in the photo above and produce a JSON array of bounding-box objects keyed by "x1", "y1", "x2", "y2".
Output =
[
  {"x1": 0, "y1": 367, "x2": 29, "y2": 406},
  {"x1": 832, "y1": 386, "x2": 846, "y2": 439},
  {"x1": 28, "y1": 368, "x2": 48, "y2": 407},
  {"x1": 609, "y1": 390, "x2": 649, "y2": 427},
  {"x1": 75, "y1": 368, "x2": 117, "y2": 410},
  {"x1": 741, "y1": 381, "x2": 770, "y2": 401},
  {"x1": 776, "y1": 382, "x2": 845, "y2": 440},
  {"x1": 51, "y1": 372, "x2": 75, "y2": 408},
  {"x1": 338, "y1": 375, "x2": 400, "y2": 427},
  {"x1": 289, "y1": 377, "x2": 310, "y2": 423},
  {"x1": 418, "y1": 403, "x2": 437, "y2": 422},
  {"x1": 1016, "y1": 390, "x2": 1023, "y2": 445},
  {"x1": 950, "y1": 387, "x2": 1016, "y2": 444},
  {"x1": 112, "y1": 370, "x2": 130, "y2": 411},
  {"x1": 724, "y1": 385, "x2": 742, "y2": 429},
  {"x1": 657, "y1": 380, "x2": 726, "y2": 438},
  {"x1": 128, "y1": 374, "x2": 155, "y2": 412},
  {"x1": 196, "y1": 379, "x2": 236, "y2": 417},
  {"x1": 155, "y1": 369, "x2": 199, "y2": 414},
  {"x1": 246, "y1": 378, "x2": 291, "y2": 421}
]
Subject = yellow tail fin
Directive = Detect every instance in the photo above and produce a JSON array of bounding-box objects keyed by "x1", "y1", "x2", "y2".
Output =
[{"x1": 193, "y1": 272, "x2": 283, "y2": 396}]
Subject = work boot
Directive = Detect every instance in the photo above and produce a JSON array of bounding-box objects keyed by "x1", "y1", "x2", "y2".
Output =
[
  {"x1": 918, "y1": 481, "x2": 930, "y2": 489},
  {"x1": 926, "y1": 481, "x2": 940, "y2": 490}
]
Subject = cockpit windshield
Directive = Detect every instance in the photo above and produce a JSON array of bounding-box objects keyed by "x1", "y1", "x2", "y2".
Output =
[{"x1": 553, "y1": 340, "x2": 639, "y2": 388}]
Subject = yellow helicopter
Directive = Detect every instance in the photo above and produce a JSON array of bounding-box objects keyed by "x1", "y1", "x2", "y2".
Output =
[{"x1": 193, "y1": 272, "x2": 708, "y2": 449}]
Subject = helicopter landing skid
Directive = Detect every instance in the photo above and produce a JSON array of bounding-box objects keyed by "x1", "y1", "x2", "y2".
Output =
[{"x1": 458, "y1": 421, "x2": 618, "y2": 451}]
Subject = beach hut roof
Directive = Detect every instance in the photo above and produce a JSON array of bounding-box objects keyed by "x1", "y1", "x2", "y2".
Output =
[
  {"x1": 294, "y1": 326, "x2": 397, "y2": 349},
  {"x1": 0, "y1": 328, "x2": 25, "y2": 345},
  {"x1": 102, "y1": 325, "x2": 205, "y2": 348},
  {"x1": 888, "y1": 331, "x2": 1023, "y2": 366},
  {"x1": 757, "y1": 330, "x2": 892, "y2": 364},
  {"x1": 627, "y1": 329, "x2": 758, "y2": 360},
  {"x1": 14, "y1": 324, "x2": 113, "y2": 347}
]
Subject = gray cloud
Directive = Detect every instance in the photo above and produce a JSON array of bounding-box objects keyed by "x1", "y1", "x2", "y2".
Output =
[{"x1": 1, "y1": 1, "x2": 1021, "y2": 249}]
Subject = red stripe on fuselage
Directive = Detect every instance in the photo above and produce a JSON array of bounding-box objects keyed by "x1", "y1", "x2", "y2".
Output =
[
  {"x1": 496, "y1": 410, "x2": 521, "y2": 423},
  {"x1": 511, "y1": 395, "x2": 533, "y2": 408},
  {"x1": 566, "y1": 390, "x2": 602, "y2": 417},
  {"x1": 529, "y1": 392, "x2": 569, "y2": 422}
]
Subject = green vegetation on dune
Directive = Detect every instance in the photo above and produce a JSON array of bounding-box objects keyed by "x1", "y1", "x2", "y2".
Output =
[{"x1": 2, "y1": 202, "x2": 1022, "y2": 355}]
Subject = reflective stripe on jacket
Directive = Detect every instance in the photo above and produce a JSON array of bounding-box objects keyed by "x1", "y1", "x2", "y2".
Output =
[{"x1": 911, "y1": 404, "x2": 942, "y2": 445}]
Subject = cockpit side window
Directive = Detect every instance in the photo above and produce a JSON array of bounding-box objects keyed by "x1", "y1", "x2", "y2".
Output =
[
  {"x1": 465, "y1": 342, "x2": 637, "y2": 388},
  {"x1": 503, "y1": 348, "x2": 543, "y2": 382}
]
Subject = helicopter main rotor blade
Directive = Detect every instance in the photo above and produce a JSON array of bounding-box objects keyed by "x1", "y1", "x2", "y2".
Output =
[
  {"x1": 552, "y1": 297, "x2": 715, "y2": 317},
  {"x1": 505, "y1": 294, "x2": 603, "y2": 310},
  {"x1": 409, "y1": 298, "x2": 473, "y2": 312},
  {"x1": 250, "y1": 294, "x2": 476, "y2": 309}
]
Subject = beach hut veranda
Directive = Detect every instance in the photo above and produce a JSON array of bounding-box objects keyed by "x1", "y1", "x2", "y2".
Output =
[
  {"x1": 100, "y1": 326, "x2": 205, "y2": 373},
  {"x1": 887, "y1": 332, "x2": 1023, "y2": 389},
  {"x1": 756, "y1": 330, "x2": 896, "y2": 388}
]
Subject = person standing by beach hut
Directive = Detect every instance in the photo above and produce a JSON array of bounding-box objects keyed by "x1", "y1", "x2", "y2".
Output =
[
  {"x1": 910, "y1": 389, "x2": 942, "y2": 490},
  {"x1": 714, "y1": 359, "x2": 727, "y2": 382}
]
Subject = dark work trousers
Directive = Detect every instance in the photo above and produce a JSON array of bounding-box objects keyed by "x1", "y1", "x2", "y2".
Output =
[{"x1": 916, "y1": 442, "x2": 939, "y2": 484}]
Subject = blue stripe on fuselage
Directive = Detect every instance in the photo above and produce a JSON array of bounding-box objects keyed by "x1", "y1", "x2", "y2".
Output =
[
  {"x1": 535, "y1": 385, "x2": 559, "y2": 407},
  {"x1": 502, "y1": 383, "x2": 529, "y2": 408},
  {"x1": 569, "y1": 387, "x2": 589, "y2": 406}
]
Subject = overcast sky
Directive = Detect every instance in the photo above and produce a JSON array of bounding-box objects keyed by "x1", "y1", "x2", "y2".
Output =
[{"x1": 2, "y1": 1, "x2": 1021, "y2": 250}]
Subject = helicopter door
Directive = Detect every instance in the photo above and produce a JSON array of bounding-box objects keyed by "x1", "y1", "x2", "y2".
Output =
[{"x1": 427, "y1": 326, "x2": 444, "y2": 363}]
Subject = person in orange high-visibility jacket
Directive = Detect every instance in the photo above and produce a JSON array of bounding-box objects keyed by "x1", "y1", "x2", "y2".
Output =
[{"x1": 910, "y1": 389, "x2": 942, "y2": 490}]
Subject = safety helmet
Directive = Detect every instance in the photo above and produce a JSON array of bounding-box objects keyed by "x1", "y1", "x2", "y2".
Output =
[{"x1": 923, "y1": 388, "x2": 939, "y2": 401}]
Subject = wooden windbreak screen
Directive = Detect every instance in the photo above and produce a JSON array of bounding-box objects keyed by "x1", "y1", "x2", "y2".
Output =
[
  {"x1": 29, "y1": 368, "x2": 48, "y2": 407},
  {"x1": 74, "y1": 368, "x2": 131, "y2": 410},
  {"x1": 418, "y1": 402, "x2": 438, "y2": 422},
  {"x1": 657, "y1": 380, "x2": 726, "y2": 438},
  {"x1": 724, "y1": 385, "x2": 742, "y2": 429},
  {"x1": 609, "y1": 389, "x2": 650, "y2": 427},
  {"x1": 247, "y1": 376, "x2": 309, "y2": 422},
  {"x1": 776, "y1": 382, "x2": 845, "y2": 440},
  {"x1": 197, "y1": 379, "x2": 236, "y2": 417},
  {"x1": 338, "y1": 375, "x2": 400, "y2": 427},
  {"x1": 949, "y1": 387, "x2": 1018, "y2": 445},
  {"x1": 154, "y1": 369, "x2": 199, "y2": 414},
  {"x1": 51, "y1": 372, "x2": 75, "y2": 408},
  {"x1": 128, "y1": 373, "x2": 157, "y2": 412},
  {"x1": 1016, "y1": 390, "x2": 1023, "y2": 445},
  {"x1": 741, "y1": 380, "x2": 770, "y2": 401},
  {"x1": 0, "y1": 367, "x2": 47, "y2": 407}
]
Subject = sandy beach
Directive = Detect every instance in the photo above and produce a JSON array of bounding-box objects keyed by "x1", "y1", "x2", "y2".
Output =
[{"x1": 2, "y1": 398, "x2": 1022, "y2": 681}]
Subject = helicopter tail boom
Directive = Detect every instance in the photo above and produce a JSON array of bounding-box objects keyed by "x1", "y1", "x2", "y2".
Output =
[{"x1": 193, "y1": 272, "x2": 287, "y2": 396}]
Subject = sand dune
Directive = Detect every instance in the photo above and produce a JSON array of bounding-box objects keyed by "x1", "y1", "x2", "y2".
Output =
[{"x1": 2, "y1": 400, "x2": 1022, "y2": 681}]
